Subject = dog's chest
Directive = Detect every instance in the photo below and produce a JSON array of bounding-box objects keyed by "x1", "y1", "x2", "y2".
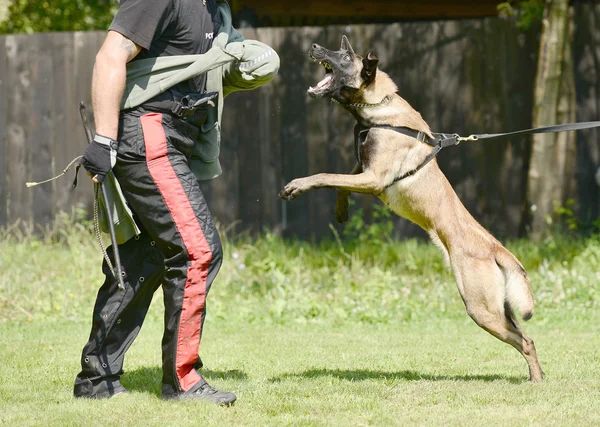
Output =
[
  {"x1": 379, "y1": 183, "x2": 428, "y2": 229},
  {"x1": 378, "y1": 187, "x2": 408, "y2": 217}
]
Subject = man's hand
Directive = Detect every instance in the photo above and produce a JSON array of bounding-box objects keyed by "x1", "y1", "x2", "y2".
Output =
[{"x1": 81, "y1": 135, "x2": 119, "y2": 184}]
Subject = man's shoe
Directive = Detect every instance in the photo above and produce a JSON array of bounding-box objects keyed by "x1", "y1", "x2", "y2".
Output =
[
  {"x1": 73, "y1": 377, "x2": 128, "y2": 399},
  {"x1": 110, "y1": 389, "x2": 130, "y2": 399},
  {"x1": 164, "y1": 380, "x2": 236, "y2": 406}
]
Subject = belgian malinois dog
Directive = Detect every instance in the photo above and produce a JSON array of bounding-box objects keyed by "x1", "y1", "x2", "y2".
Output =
[{"x1": 279, "y1": 36, "x2": 544, "y2": 382}]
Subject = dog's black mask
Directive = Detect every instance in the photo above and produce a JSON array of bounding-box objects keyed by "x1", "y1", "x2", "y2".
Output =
[{"x1": 307, "y1": 35, "x2": 379, "y2": 102}]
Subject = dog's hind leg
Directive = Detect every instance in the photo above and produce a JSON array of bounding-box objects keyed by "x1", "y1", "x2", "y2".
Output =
[
  {"x1": 453, "y1": 258, "x2": 544, "y2": 382},
  {"x1": 335, "y1": 163, "x2": 362, "y2": 223},
  {"x1": 502, "y1": 306, "x2": 544, "y2": 382}
]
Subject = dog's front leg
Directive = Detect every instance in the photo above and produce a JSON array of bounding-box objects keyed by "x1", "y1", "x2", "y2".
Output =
[
  {"x1": 279, "y1": 169, "x2": 382, "y2": 201},
  {"x1": 335, "y1": 163, "x2": 361, "y2": 223}
]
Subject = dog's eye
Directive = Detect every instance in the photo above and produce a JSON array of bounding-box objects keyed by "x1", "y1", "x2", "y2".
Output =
[{"x1": 343, "y1": 54, "x2": 351, "y2": 61}]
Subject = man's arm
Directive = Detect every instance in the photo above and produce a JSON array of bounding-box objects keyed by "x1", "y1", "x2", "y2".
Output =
[{"x1": 92, "y1": 30, "x2": 142, "y2": 140}]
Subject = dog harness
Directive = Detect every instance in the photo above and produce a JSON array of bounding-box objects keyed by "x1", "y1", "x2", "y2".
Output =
[
  {"x1": 356, "y1": 119, "x2": 600, "y2": 187},
  {"x1": 354, "y1": 124, "x2": 459, "y2": 186}
]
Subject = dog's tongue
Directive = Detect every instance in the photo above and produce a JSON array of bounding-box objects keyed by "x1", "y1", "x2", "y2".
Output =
[
  {"x1": 309, "y1": 73, "x2": 333, "y2": 94},
  {"x1": 316, "y1": 73, "x2": 333, "y2": 89}
]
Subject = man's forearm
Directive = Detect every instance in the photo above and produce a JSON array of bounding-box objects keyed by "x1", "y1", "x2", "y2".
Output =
[{"x1": 92, "y1": 56, "x2": 127, "y2": 140}]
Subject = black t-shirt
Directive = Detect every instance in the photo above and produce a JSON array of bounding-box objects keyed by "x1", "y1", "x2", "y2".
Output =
[{"x1": 110, "y1": 0, "x2": 221, "y2": 94}]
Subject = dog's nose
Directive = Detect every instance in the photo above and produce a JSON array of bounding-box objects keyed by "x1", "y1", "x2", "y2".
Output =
[{"x1": 312, "y1": 43, "x2": 320, "y2": 50}]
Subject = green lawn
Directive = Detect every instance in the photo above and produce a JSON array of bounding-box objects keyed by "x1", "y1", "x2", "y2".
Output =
[
  {"x1": 1, "y1": 316, "x2": 600, "y2": 426},
  {"x1": 1, "y1": 219, "x2": 600, "y2": 426}
]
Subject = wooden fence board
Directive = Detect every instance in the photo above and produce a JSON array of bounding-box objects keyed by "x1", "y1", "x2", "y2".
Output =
[
  {"x1": 51, "y1": 32, "x2": 76, "y2": 216},
  {"x1": 5, "y1": 35, "x2": 33, "y2": 224},
  {"x1": 235, "y1": 88, "x2": 264, "y2": 232},
  {"x1": 303, "y1": 26, "x2": 332, "y2": 239},
  {"x1": 29, "y1": 34, "x2": 55, "y2": 228},
  {"x1": 277, "y1": 27, "x2": 311, "y2": 238},
  {"x1": 70, "y1": 32, "x2": 101, "y2": 213},
  {"x1": 206, "y1": 107, "x2": 240, "y2": 231}
]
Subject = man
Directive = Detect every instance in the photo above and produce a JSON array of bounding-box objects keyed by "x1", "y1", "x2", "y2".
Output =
[{"x1": 75, "y1": 0, "x2": 278, "y2": 404}]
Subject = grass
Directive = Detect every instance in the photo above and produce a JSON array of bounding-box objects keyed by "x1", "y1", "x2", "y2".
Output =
[
  {"x1": 2, "y1": 317, "x2": 600, "y2": 426},
  {"x1": 1, "y1": 214, "x2": 600, "y2": 426}
]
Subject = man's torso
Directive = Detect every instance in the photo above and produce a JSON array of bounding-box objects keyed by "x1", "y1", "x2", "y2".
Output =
[{"x1": 110, "y1": 0, "x2": 221, "y2": 94}]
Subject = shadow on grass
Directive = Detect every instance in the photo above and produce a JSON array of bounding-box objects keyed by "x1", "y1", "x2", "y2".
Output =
[
  {"x1": 122, "y1": 366, "x2": 248, "y2": 397},
  {"x1": 269, "y1": 369, "x2": 524, "y2": 384}
]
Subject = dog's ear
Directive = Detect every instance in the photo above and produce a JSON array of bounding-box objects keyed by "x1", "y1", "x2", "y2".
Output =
[
  {"x1": 361, "y1": 51, "x2": 379, "y2": 84},
  {"x1": 340, "y1": 35, "x2": 355, "y2": 55}
]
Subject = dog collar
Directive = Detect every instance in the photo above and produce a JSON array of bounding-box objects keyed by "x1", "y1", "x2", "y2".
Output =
[{"x1": 333, "y1": 94, "x2": 394, "y2": 109}]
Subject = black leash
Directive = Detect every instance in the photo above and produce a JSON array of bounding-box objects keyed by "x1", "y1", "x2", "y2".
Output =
[
  {"x1": 460, "y1": 121, "x2": 600, "y2": 142},
  {"x1": 354, "y1": 121, "x2": 600, "y2": 188}
]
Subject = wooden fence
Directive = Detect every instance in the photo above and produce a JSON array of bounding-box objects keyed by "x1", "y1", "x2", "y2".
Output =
[{"x1": 1, "y1": 7, "x2": 599, "y2": 240}]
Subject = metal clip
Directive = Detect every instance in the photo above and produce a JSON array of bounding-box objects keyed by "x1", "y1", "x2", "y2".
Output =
[
  {"x1": 171, "y1": 103, "x2": 184, "y2": 117},
  {"x1": 456, "y1": 134, "x2": 479, "y2": 144}
]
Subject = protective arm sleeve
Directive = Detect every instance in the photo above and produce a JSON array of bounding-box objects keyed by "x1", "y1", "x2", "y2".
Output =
[{"x1": 222, "y1": 40, "x2": 280, "y2": 97}]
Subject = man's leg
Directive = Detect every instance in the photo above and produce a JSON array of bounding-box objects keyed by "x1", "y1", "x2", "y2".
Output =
[
  {"x1": 74, "y1": 230, "x2": 164, "y2": 398},
  {"x1": 114, "y1": 111, "x2": 233, "y2": 404}
]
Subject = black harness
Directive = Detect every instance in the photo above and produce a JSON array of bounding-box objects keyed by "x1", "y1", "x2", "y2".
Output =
[
  {"x1": 355, "y1": 121, "x2": 600, "y2": 188},
  {"x1": 354, "y1": 124, "x2": 459, "y2": 186}
]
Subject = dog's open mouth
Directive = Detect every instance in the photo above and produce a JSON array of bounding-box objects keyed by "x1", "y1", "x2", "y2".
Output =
[{"x1": 307, "y1": 54, "x2": 334, "y2": 97}]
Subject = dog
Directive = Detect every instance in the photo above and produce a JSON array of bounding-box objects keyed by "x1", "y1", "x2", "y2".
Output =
[{"x1": 278, "y1": 36, "x2": 544, "y2": 382}]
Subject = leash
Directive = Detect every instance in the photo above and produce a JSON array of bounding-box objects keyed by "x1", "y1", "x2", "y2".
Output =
[
  {"x1": 354, "y1": 121, "x2": 600, "y2": 187},
  {"x1": 79, "y1": 103, "x2": 127, "y2": 291},
  {"x1": 27, "y1": 105, "x2": 127, "y2": 291},
  {"x1": 455, "y1": 121, "x2": 600, "y2": 142},
  {"x1": 26, "y1": 156, "x2": 82, "y2": 189}
]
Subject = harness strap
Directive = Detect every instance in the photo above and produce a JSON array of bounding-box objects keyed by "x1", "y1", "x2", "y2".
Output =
[
  {"x1": 355, "y1": 120, "x2": 600, "y2": 187},
  {"x1": 354, "y1": 124, "x2": 458, "y2": 187}
]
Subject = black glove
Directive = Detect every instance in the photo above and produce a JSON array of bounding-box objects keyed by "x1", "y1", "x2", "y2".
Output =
[{"x1": 81, "y1": 134, "x2": 118, "y2": 183}]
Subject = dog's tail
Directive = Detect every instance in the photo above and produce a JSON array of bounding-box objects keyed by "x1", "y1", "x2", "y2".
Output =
[{"x1": 495, "y1": 247, "x2": 535, "y2": 321}]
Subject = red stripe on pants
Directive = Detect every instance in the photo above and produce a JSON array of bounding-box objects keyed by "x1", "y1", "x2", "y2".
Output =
[{"x1": 140, "y1": 113, "x2": 212, "y2": 392}]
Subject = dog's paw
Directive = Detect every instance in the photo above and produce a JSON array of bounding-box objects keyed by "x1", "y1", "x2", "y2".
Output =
[
  {"x1": 335, "y1": 208, "x2": 349, "y2": 224},
  {"x1": 278, "y1": 178, "x2": 309, "y2": 200}
]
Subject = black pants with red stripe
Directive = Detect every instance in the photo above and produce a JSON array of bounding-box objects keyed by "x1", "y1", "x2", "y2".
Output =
[{"x1": 74, "y1": 109, "x2": 222, "y2": 398}]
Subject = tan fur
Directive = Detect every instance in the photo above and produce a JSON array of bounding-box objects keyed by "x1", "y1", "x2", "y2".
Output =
[{"x1": 280, "y1": 64, "x2": 544, "y2": 382}]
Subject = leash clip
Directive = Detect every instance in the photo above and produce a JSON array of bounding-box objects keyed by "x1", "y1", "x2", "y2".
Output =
[{"x1": 456, "y1": 134, "x2": 479, "y2": 144}]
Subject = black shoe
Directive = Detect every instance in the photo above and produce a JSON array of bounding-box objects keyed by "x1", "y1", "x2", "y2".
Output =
[
  {"x1": 164, "y1": 380, "x2": 237, "y2": 406},
  {"x1": 74, "y1": 377, "x2": 128, "y2": 399},
  {"x1": 109, "y1": 389, "x2": 130, "y2": 399}
]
